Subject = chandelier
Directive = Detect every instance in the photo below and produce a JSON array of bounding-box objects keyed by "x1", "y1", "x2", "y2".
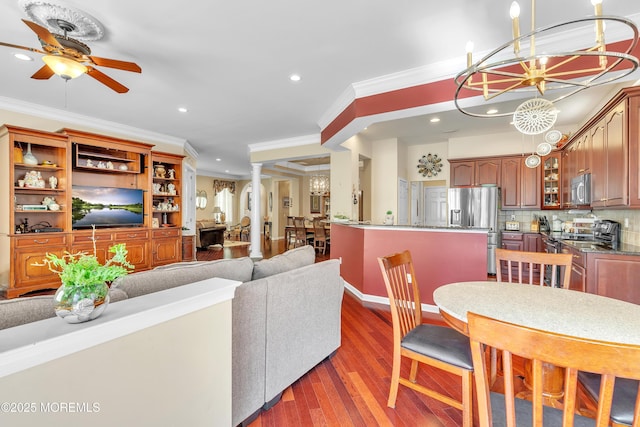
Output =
[
  {"x1": 309, "y1": 174, "x2": 330, "y2": 195},
  {"x1": 454, "y1": 0, "x2": 639, "y2": 118}
]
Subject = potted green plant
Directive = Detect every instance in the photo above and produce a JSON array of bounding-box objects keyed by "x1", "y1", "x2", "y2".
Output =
[
  {"x1": 38, "y1": 232, "x2": 134, "y2": 324},
  {"x1": 384, "y1": 210, "x2": 394, "y2": 225}
]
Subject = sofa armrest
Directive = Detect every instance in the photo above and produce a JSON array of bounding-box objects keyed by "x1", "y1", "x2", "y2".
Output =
[{"x1": 263, "y1": 259, "x2": 344, "y2": 402}]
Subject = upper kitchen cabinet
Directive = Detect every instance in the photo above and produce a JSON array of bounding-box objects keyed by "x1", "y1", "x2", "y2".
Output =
[
  {"x1": 501, "y1": 156, "x2": 540, "y2": 210},
  {"x1": 449, "y1": 158, "x2": 500, "y2": 187},
  {"x1": 588, "y1": 99, "x2": 627, "y2": 208},
  {"x1": 629, "y1": 95, "x2": 640, "y2": 207},
  {"x1": 542, "y1": 153, "x2": 561, "y2": 209}
]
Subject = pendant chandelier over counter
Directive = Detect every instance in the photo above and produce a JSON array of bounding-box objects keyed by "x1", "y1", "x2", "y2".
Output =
[{"x1": 454, "y1": 0, "x2": 639, "y2": 118}]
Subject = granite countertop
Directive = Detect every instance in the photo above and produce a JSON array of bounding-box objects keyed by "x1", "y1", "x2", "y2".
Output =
[
  {"x1": 331, "y1": 222, "x2": 491, "y2": 233},
  {"x1": 560, "y1": 239, "x2": 640, "y2": 256}
]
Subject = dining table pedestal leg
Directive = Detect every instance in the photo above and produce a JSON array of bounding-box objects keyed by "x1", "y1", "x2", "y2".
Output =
[{"x1": 517, "y1": 359, "x2": 565, "y2": 408}]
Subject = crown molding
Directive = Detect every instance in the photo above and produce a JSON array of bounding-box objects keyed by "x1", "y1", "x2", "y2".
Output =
[
  {"x1": 0, "y1": 96, "x2": 187, "y2": 148},
  {"x1": 248, "y1": 133, "x2": 321, "y2": 152},
  {"x1": 183, "y1": 141, "x2": 198, "y2": 159}
]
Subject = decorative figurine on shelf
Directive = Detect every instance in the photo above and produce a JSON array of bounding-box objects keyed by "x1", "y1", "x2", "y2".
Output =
[
  {"x1": 106, "y1": 161, "x2": 114, "y2": 169},
  {"x1": 154, "y1": 164, "x2": 166, "y2": 178},
  {"x1": 118, "y1": 164, "x2": 128, "y2": 171},
  {"x1": 22, "y1": 143, "x2": 38, "y2": 165},
  {"x1": 86, "y1": 159, "x2": 94, "y2": 167},
  {"x1": 153, "y1": 183, "x2": 162, "y2": 194},
  {"x1": 167, "y1": 183, "x2": 176, "y2": 195},
  {"x1": 168, "y1": 169, "x2": 175, "y2": 179},
  {"x1": 49, "y1": 176, "x2": 57, "y2": 189},
  {"x1": 97, "y1": 161, "x2": 106, "y2": 169}
]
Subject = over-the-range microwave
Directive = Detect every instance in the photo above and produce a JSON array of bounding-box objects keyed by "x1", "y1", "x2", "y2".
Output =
[{"x1": 571, "y1": 173, "x2": 591, "y2": 205}]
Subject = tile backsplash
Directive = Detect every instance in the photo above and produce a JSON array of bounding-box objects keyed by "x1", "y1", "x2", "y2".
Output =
[{"x1": 499, "y1": 209, "x2": 640, "y2": 246}]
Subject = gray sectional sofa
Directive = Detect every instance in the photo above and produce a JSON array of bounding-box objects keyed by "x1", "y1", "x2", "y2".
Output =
[{"x1": 0, "y1": 245, "x2": 344, "y2": 426}]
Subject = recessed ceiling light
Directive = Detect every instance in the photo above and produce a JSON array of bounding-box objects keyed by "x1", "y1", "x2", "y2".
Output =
[
  {"x1": 487, "y1": 108, "x2": 499, "y2": 115},
  {"x1": 178, "y1": 107, "x2": 188, "y2": 113},
  {"x1": 14, "y1": 53, "x2": 33, "y2": 61},
  {"x1": 216, "y1": 158, "x2": 221, "y2": 162},
  {"x1": 289, "y1": 74, "x2": 301, "y2": 82},
  {"x1": 430, "y1": 117, "x2": 441, "y2": 123},
  {"x1": 225, "y1": 170, "x2": 229, "y2": 173}
]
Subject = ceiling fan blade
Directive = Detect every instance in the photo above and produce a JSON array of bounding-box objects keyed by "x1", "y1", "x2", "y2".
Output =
[
  {"x1": 22, "y1": 19, "x2": 62, "y2": 48},
  {"x1": 0, "y1": 40, "x2": 46, "y2": 55},
  {"x1": 31, "y1": 64, "x2": 55, "y2": 80},
  {"x1": 86, "y1": 67, "x2": 129, "y2": 93},
  {"x1": 88, "y1": 56, "x2": 142, "y2": 73}
]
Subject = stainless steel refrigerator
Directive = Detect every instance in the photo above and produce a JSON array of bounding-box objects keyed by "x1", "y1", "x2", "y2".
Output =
[{"x1": 448, "y1": 187, "x2": 500, "y2": 274}]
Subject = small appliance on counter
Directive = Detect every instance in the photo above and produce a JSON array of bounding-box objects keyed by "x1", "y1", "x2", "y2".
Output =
[
  {"x1": 505, "y1": 215, "x2": 519, "y2": 231},
  {"x1": 593, "y1": 220, "x2": 621, "y2": 250}
]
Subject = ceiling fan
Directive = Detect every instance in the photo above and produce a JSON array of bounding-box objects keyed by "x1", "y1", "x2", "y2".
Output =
[{"x1": 0, "y1": 19, "x2": 141, "y2": 93}]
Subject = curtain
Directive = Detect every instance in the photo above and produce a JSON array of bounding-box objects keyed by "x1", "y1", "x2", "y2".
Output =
[
  {"x1": 215, "y1": 188, "x2": 234, "y2": 224},
  {"x1": 213, "y1": 179, "x2": 236, "y2": 195}
]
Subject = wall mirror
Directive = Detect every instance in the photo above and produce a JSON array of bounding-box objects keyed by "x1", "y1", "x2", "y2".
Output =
[{"x1": 196, "y1": 190, "x2": 208, "y2": 209}]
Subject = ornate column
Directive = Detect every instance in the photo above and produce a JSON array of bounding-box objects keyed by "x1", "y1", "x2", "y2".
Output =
[{"x1": 250, "y1": 163, "x2": 263, "y2": 259}]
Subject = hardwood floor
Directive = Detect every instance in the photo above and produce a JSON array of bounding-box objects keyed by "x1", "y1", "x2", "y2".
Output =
[{"x1": 197, "y1": 239, "x2": 466, "y2": 426}]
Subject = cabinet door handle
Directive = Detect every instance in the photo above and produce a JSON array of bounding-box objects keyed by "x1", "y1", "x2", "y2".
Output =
[{"x1": 33, "y1": 239, "x2": 49, "y2": 244}]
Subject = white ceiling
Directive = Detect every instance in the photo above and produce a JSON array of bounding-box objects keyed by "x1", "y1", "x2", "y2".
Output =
[{"x1": 0, "y1": 0, "x2": 639, "y2": 178}]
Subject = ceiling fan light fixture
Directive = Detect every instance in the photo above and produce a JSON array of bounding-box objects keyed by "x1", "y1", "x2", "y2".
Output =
[{"x1": 42, "y1": 54, "x2": 86, "y2": 79}]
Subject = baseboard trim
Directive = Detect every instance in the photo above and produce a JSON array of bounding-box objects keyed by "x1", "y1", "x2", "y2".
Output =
[{"x1": 342, "y1": 280, "x2": 439, "y2": 314}]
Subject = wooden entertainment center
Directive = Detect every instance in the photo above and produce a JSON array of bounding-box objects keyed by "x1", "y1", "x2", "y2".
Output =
[{"x1": 1, "y1": 125, "x2": 185, "y2": 298}]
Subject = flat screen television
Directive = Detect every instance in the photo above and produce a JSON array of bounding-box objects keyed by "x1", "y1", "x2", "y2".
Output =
[{"x1": 72, "y1": 186, "x2": 144, "y2": 229}]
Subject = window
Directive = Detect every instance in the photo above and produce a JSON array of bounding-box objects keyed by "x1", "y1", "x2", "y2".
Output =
[{"x1": 215, "y1": 188, "x2": 233, "y2": 224}]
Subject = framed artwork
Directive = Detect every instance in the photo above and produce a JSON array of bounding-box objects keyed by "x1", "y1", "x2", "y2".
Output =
[
  {"x1": 152, "y1": 218, "x2": 160, "y2": 228},
  {"x1": 310, "y1": 195, "x2": 321, "y2": 213},
  {"x1": 247, "y1": 191, "x2": 252, "y2": 211},
  {"x1": 283, "y1": 197, "x2": 290, "y2": 208},
  {"x1": 269, "y1": 192, "x2": 273, "y2": 212}
]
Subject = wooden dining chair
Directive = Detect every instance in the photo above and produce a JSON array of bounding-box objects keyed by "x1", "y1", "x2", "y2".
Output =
[
  {"x1": 467, "y1": 311, "x2": 640, "y2": 427},
  {"x1": 378, "y1": 250, "x2": 473, "y2": 427},
  {"x1": 492, "y1": 248, "x2": 574, "y2": 385},
  {"x1": 495, "y1": 248, "x2": 573, "y2": 288},
  {"x1": 312, "y1": 217, "x2": 329, "y2": 254},
  {"x1": 292, "y1": 216, "x2": 310, "y2": 248}
]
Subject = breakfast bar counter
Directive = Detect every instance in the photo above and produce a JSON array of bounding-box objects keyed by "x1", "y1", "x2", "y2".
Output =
[{"x1": 330, "y1": 223, "x2": 489, "y2": 306}]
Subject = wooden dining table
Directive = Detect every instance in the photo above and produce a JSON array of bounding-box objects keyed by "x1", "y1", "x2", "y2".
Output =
[{"x1": 433, "y1": 281, "x2": 640, "y2": 405}]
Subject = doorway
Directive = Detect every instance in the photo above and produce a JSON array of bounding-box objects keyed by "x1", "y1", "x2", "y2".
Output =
[{"x1": 423, "y1": 186, "x2": 448, "y2": 226}]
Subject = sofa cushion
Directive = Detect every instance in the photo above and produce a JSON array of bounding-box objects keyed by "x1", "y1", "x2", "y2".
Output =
[
  {"x1": 251, "y1": 245, "x2": 316, "y2": 280},
  {"x1": 0, "y1": 288, "x2": 128, "y2": 330},
  {"x1": 112, "y1": 257, "x2": 254, "y2": 298}
]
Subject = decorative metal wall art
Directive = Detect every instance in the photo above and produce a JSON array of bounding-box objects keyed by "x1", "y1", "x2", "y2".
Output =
[{"x1": 417, "y1": 153, "x2": 442, "y2": 177}]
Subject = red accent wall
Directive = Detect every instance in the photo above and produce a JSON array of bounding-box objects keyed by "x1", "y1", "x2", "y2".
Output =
[
  {"x1": 331, "y1": 225, "x2": 488, "y2": 305},
  {"x1": 321, "y1": 39, "x2": 640, "y2": 145}
]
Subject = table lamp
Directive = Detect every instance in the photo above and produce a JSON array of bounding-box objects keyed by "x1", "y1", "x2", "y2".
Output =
[{"x1": 212, "y1": 206, "x2": 222, "y2": 223}]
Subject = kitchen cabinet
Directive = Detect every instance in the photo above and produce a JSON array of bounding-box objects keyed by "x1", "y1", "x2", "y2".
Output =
[
  {"x1": 501, "y1": 156, "x2": 541, "y2": 209},
  {"x1": 561, "y1": 149, "x2": 574, "y2": 208},
  {"x1": 589, "y1": 103, "x2": 627, "y2": 208},
  {"x1": 501, "y1": 232, "x2": 524, "y2": 251},
  {"x1": 524, "y1": 233, "x2": 542, "y2": 252},
  {"x1": 542, "y1": 153, "x2": 561, "y2": 209},
  {"x1": 501, "y1": 232, "x2": 541, "y2": 252},
  {"x1": 449, "y1": 159, "x2": 500, "y2": 187},
  {"x1": 587, "y1": 254, "x2": 640, "y2": 304},
  {"x1": 561, "y1": 245, "x2": 586, "y2": 292}
]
